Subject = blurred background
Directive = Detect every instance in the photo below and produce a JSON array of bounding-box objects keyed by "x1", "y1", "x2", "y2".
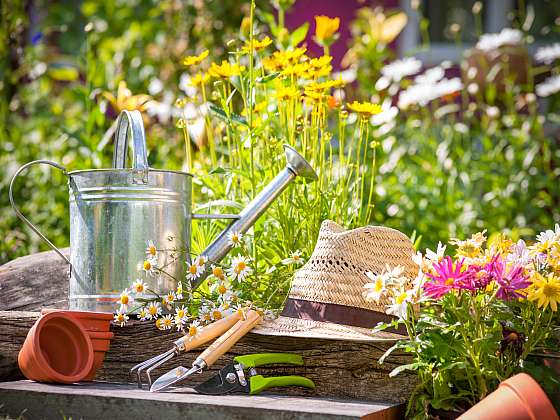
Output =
[{"x1": 1, "y1": 0, "x2": 560, "y2": 264}]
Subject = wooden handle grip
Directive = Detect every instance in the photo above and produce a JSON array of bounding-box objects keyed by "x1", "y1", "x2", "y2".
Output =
[
  {"x1": 199, "y1": 310, "x2": 262, "y2": 367},
  {"x1": 180, "y1": 310, "x2": 242, "y2": 352}
]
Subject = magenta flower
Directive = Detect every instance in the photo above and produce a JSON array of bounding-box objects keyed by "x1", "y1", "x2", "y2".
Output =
[
  {"x1": 488, "y1": 256, "x2": 530, "y2": 300},
  {"x1": 424, "y1": 256, "x2": 474, "y2": 298}
]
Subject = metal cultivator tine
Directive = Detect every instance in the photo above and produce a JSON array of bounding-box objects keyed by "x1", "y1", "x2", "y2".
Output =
[{"x1": 130, "y1": 348, "x2": 176, "y2": 388}]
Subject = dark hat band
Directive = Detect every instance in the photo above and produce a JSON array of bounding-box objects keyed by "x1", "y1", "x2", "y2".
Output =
[{"x1": 281, "y1": 298, "x2": 407, "y2": 335}]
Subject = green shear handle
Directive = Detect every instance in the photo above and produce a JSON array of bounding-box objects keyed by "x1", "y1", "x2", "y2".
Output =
[
  {"x1": 249, "y1": 375, "x2": 315, "y2": 395},
  {"x1": 234, "y1": 353, "x2": 304, "y2": 368}
]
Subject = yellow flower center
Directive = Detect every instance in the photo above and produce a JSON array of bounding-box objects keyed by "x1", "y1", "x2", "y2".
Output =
[
  {"x1": 293, "y1": 255, "x2": 300, "y2": 261},
  {"x1": 231, "y1": 234, "x2": 239, "y2": 243},
  {"x1": 212, "y1": 266, "x2": 224, "y2": 279},
  {"x1": 155, "y1": 319, "x2": 163, "y2": 329},
  {"x1": 164, "y1": 318, "x2": 172, "y2": 326},
  {"x1": 149, "y1": 306, "x2": 157, "y2": 315},
  {"x1": 135, "y1": 284, "x2": 144, "y2": 293},
  {"x1": 542, "y1": 283, "x2": 559, "y2": 297},
  {"x1": 374, "y1": 279, "x2": 384, "y2": 292},
  {"x1": 143, "y1": 260, "x2": 152, "y2": 270},
  {"x1": 189, "y1": 265, "x2": 198, "y2": 274},
  {"x1": 177, "y1": 309, "x2": 185, "y2": 318},
  {"x1": 188, "y1": 325, "x2": 198, "y2": 336},
  {"x1": 218, "y1": 284, "x2": 227, "y2": 294},
  {"x1": 117, "y1": 314, "x2": 125, "y2": 322},
  {"x1": 212, "y1": 310, "x2": 222, "y2": 320},
  {"x1": 203, "y1": 313, "x2": 212, "y2": 321},
  {"x1": 167, "y1": 294, "x2": 175, "y2": 302},
  {"x1": 396, "y1": 292, "x2": 408, "y2": 305},
  {"x1": 235, "y1": 261, "x2": 246, "y2": 274},
  {"x1": 148, "y1": 246, "x2": 156, "y2": 256},
  {"x1": 120, "y1": 295, "x2": 129, "y2": 305},
  {"x1": 445, "y1": 278, "x2": 455, "y2": 286}
]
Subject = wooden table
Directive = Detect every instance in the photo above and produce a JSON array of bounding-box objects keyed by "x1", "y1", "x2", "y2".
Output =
[{"x1": 0, "y1": 381, "x2": 405, "y2": 420}]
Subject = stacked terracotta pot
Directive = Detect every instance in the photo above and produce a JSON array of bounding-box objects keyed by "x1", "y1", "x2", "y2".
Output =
[{"x1": 18, "y1": 309, "x2": 114, "y2": 383}]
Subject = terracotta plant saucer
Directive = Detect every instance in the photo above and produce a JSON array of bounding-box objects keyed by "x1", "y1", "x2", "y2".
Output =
[{"x1": 18, "y1": 311, "x2": 94, "y2": 383}]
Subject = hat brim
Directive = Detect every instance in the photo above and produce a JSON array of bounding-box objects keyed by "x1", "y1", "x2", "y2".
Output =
[{"x1": 252, "y1": 315, "x2": 406, "y2": 342}]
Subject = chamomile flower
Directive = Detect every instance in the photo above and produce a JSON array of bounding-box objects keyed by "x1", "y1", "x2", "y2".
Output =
[
  {"x1": 221, "y1": 289, "x2": 241, "y2": 305},
  {"x1": 143, "y1": 259, "x2": 157, "y2": 276},
  {"x1": 161, "y1": 314, "x2": 174, "y2": 330},
  {"x1": 147, "y1": 302, "x2": 161, "y2": 320},
  {"x1": 425, "y1": 242, "x2": 447, "y2": 262},
  {"x1": 119, "y1": 290, "x2": 132, "y2": 311},
  {"x1": 114, "y1": 310, "x2": 129, "y2": 327},
  {"x1": 138, "y1": 307, "x2": 149, "y2": 321},
  {"x1": 175, "y1": 305, "x2": 189, "y2": 322},
  {"x1": 211, "y1": 279, "x2": 231, "y2": 296},
  {"x1": 386, "y1": 288, "x2": 413, "y2": 320},
  {"x1": 228, "y1": 255, "x2": 253, "y2": 282},
  {"x1": 146, "y1": 240, "x2": 158, "y2": 259},
  {"x1": 211, "y1": 304, "x2": 225, "y2": 321},
  {"x1": 198, "y1": 303, "x2": 213, "y2": 323},
  {"x1": 211, "y1": 265, "x2": 225, "y2": 280},
  {"x1": 132, "y1": 279, "x2": 147, "y2": 294},
  {"x1": 363, "y1": 272, "x2": 388, "y2": 303},
  {"x1": 282, "y1": 250, "x2": 305, "y2": 265},
  {"x1": 175, "y1": 283, "x2": 184, "y2": 300},
  {"x1": 187, "y1": 320, "x2": 201, "y2": 337},
  {"x1": 196, "y1": 255, "x2": 208, "y2": 267},
  {"x1": 186, "y1": 260, "x2": 204, "y2": 280},
  {"x1": 155, "y1": 318, "x2": 164, "y2": 330},
  {"x1": 227, "y1": 231, "x2": 243, "y2": 247}
]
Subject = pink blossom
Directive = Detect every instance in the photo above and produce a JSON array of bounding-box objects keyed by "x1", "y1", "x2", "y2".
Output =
[
  {"x1": 424, "y1": 256, "x2": 474, "y2": 298},
  {"x1": 488, "y1": 256, "x2": 530, "y2": 300}
]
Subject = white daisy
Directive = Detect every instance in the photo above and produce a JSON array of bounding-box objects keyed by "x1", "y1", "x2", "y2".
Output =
[
  {"x1": 425, "y1": 242, "x2": 446, "y2": 262},
  {"x1": 380, "y1": 57, "x2": 422, "y2": 83},
  {"x1": 536, "y1": 75, "x2": 560, "y2": 97},
  {"x1": 114, "y1": 310, "x2": 129, "y2": 327},
  {"x1": 198, "y1": 303, "x2": 213, "y2": 323},
  {"x1": 211, "y1": 279, "x2": 231, "y2": 296},
  {"x1": 476, "y1": 28, "x2": 523, "y2": 52},
  {"x1": 187, "y1": 320, "x2": 201, "y2": 337},
  {"x1": 535, "y1": 43, "x2": 560, "y2": 64},
  {"x1": 175, "y1": 283, "x2": 184, "y2": 300},
  {"x1": 142, "y1": 258, "x2": 157, "y2": 276},
  {"x1": 186, "y1": 260, "x2": 204, "y2": 280},
  {"x1": 386, "y1": 289, "x2": 413, "y2": 320},
  {"x1": 138, "y1": 307, "x2": 149, "y2": 321},
  {"x1": 195, "y1": 255, "x2": 208, "y2": 267},
  {"x1": 281, "y1": 250, "x2": 305, "y2": 265},
  {"x1": 119, "y1": 290, "x2": 132, "y2": 311},
  {"x1": 145, "y1": 240, "x2": 158, "y2": 259},
  {"x1": 414, "y1": 66, "x2": 444, "y2": 85},
  {"x1": 536, "y1": 224, "x2": 560, "y2": 244},
  {"x1": 363, "y1": 272, "x2": 388, "y2": 304},
  {"x1": 211, "y1": 264, "x2": 226, "y2": 280},
  {"x1": 210, "y1": 304, "x2": 225, "y2": 321},
  {"x1": 227, "y1": 255, "x2": 253, "y2": 282},
  {"x1": 221, "y1": 289, "x2": 241, "y2": 304},
  {"x1": 147, "y1": 302, "x2": 161, "y2": 320},
  {"x1": 132, "y1": 279, "x2": 147, "y2": 294},
  {"x1": 161, "y1": 314, "x2": 174, "y2": 330},
  {"x1": 227, "y1": 231, "x2": 243, "y2": 247}
]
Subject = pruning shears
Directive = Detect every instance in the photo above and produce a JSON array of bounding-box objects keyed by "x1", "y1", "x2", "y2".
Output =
[{"x1": 194, "y1": 353, "x2": 315, "y2": 395}]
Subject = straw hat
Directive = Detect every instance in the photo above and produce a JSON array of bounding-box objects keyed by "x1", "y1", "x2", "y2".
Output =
[{"x1": 254, "y1": 220, "x2": 418, "y2": 342}]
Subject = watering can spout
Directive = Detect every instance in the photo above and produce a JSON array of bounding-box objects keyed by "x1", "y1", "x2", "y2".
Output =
[{"x1": 193, "y1": 144, "x2": 317, "y2": 289}]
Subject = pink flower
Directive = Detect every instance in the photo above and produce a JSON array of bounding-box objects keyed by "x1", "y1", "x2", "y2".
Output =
[
  {"x1": 424, "y1": 256, "x2": 474, "y2": 298},
  {"x1": 488, "y1": 256, "x2": 530, "y2": 300}
]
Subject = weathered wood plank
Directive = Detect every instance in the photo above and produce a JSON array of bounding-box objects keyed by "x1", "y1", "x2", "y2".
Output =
[
  {"x1": 0, "y1": 249, "x2": 70, "y2": 311},
  {"x1": 0, "y1": 380, "x2": 405, "y2": 420},
  {"x1": 0, "y1": 311, "x2": 416, "y2": 403}
]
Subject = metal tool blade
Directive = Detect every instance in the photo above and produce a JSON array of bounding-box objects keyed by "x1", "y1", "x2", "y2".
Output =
[
  {"x1": 193, "y1": 364, "x2": 247, "y2": 395},
  {"x1": 150, "y1": 365, "x2": 200, "y2": 392}
]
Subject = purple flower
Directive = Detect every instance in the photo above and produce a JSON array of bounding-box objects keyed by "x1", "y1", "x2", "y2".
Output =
[
  {"x1": 31, "y1": 32, "x2": 43, "y2": 45},
  {"x1": 489, "y1": 256, "x2": 530, "y2": 300},
  {"x1": 424, "y1": 256, "x2": 474, "y2": 298}
]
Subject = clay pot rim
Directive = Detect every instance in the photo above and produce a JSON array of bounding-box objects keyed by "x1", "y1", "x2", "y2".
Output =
[
  {"x1": 87, "y1": 331, "x2": 114, "y2": 339},
  {"x1": 41, "y1": 308, "x2": 114, "y2": 320},
  {"x1": 32, "y1": 312, "x2": 94, "y2": 383},
  {"x1": 499, "y1": 373, "x2": 558, "y2": 420}
]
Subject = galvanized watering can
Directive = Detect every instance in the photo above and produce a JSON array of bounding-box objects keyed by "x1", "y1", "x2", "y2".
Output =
[{"x1": 9, "y1": 110, "x2": 317, "y2": 312}]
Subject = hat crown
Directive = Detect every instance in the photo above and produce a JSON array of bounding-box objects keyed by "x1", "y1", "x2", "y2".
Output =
[{"x1": 289, "y1": 220, "x2": 417, "y2": 311}]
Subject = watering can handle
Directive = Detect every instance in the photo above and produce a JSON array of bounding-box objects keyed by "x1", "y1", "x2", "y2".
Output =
[
  {"x1": 112, "y1": 110, "x2": 149, "y2": 184},
  {"x1": 9, "y1": 160, "x2": 71, "y2": 266}
]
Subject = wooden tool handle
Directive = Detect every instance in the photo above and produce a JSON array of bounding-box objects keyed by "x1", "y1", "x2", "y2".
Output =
[
  {"x1": 180, "y1": 310, "x2": 242, "y2": 352},
  {"x1": 199, "y1": 310, "x2": 262, "y2": 366}
]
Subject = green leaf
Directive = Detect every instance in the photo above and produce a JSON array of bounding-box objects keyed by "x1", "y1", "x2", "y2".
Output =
[
  {"x1": 290, "y1": 22, "x2": 309, "y2": 46},
  {"x1": 209, "y1": 167, "x2": 227, "y2": 175},
  {"x1": 208, "y1": 103, "x2": 248, "y2": 127},
  {"x1": 389, "y1": 362, "x2": 422, "y2": 377},
  {"x1": 256, "y1": 72, "x2": 280, "y2": 84}
]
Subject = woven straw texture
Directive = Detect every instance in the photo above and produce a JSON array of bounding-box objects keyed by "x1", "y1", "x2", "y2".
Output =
[{"x1": 254, "y1": 220, "x2": 418, "y2": 341}]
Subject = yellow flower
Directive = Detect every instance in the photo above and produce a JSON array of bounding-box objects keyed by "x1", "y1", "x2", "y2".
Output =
[
  {"x1": 182, "y1": 50, "x2": 209, "y2": 67},
  {"x1": 275, "y1": 86, "x2": 299, "y2": 100},
  {"x1": 189, "y1": 72, "x2": 210, "y2": 88},
  {"x1": 281, "y1": 62, "x2": 310, "y2": 78},
  {"x1": 262, "y1": 56, "x2": 284, "y2": 72},
  {"x1": 208, "y1": 60, "x2": 245, "y2": 79},
  {"x1": 242, "y1": 36, "x2": 273, "y2": 53},
  {"x1": 346, "y1": 101, "x2": 382, "y2": 117},
  {"x1": 309, "y1": 55, "x2": 333, "y2": 69},
  {"x1": 450, "y1": 231, "x2": 487, "y2": 258},
  {"x1": 315, "y1": 16, "x2": 340, "y2": 44},
  {"x1": 102, "y1": 81, "x2": 151, "y2": 113},
  {"x1": 528, "y1": 272, "x2": 560, "y2": 312},
  {"x1": 276, "y1": 47, "x2": 307, "y2": 64}
]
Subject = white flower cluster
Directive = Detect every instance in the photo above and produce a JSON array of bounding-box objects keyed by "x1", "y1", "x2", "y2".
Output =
[
  {"x1": 536, "y1": 75, "x2": 560, "y2": 97},
  {"x1": 534, "y1": 43, "x2": 560, "y2": 64},
  {"x1": 398, "y1": 66, "x2": 463, "y2": 110},
  {"x1": 475, "y1": 28, "x2": 523, "y2": 52}
]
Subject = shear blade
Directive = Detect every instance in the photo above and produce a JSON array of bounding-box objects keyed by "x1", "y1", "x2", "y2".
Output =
[
  {"x1": 194, "y1": 364, "x2": 248, "y2": 395},
  {"x1": 150, "y1": 365, "x2": 199, "y2": 392}
]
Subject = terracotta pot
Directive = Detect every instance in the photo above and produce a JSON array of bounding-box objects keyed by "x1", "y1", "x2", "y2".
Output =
[
  {"x1": 458, "y1": 373, "x2": 559, "y2": 420},
  {"x1": 41, "y1": 308, "x2": 113, "y2": 332},
  {"x1": 82, "y1": 330, "x2": 114, "y2": 381},
  {"x1": 18, "y1": 312, "x2": 94, "y2": 383}
]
